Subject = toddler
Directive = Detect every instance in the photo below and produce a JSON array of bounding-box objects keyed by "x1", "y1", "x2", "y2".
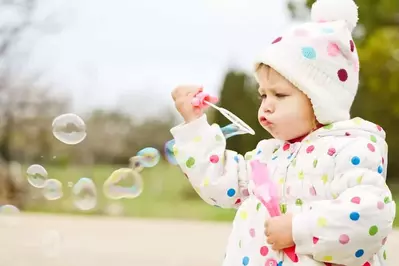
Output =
[{"x1": 170, "y1": 0, "x2": 396, "y2": 265}]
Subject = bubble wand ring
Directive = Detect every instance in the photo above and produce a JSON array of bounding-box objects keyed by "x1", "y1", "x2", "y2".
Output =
[{"x1": 191, "y1": 91, "x2": 255, "y2": 135}]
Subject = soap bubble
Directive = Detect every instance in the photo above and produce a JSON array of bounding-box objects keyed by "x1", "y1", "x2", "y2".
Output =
[
  {"x1": 221, "y1": 123, "x2": 248, "y2": 139},
  {"x1": 26, "y1": 164, "x2": 48, "y2": 188},
  {"x1": 129, "y1": 156, "x2": 144, "y2": 172},
  {"x1": 164, "y1": 140, "x2": 178, "y2": 165},
  {"x1": 41, "y1": 229, "x2": 62, "y2": 258},
  {"x1": 43, "y1": 179, "x2": 63, "y2": 200},
  {"x1": 52, "y1": 113, "x2": 86, "y2": 145},
  {"x1": 72, "y1": 177, "x2": 97, "y2": 211},
  {"x1": 0, "y1": 204, "x2": 20, "y2": 215},
  {"x1": 136, "y1": 147, "x2": 160, "y2": 168},
  {"x1": 103, "y1": 168, "x2": 143, "y2": 200},
  {"x1": 0, "y1": 205, "x2": 20, "y2": 226}
]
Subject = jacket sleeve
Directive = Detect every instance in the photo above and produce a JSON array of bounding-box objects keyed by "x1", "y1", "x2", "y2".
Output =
[
  {"x1": 170, "y1": 114, "x2": 251, "y2": 208},
  {"x1": 170, "y1": 114, "x2": 278, "y2": 209},
  {"x1": 292, "y1": 137, "x2": 396, "y2": 266}
]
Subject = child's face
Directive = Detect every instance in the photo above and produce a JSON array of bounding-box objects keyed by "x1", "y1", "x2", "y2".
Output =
[{"x1": 257, "y1": 66, "x2": 315, "y2": 141}]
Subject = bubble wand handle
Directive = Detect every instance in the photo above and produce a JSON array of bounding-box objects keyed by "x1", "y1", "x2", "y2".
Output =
[
  {"x1": 191, "y1": 92, "x2": 219, "y2": 109},
  {"x1": 250, "y1": 160, "x2": 299, "y2": 263}
]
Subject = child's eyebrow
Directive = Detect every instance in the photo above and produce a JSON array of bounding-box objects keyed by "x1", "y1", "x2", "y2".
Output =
[{"x1": 258, "y1": 87, "x2": 277, "y2": 94}]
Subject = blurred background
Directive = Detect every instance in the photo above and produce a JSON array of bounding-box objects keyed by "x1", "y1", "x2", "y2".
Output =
[{"x1": 0, "y1": 0, "x2": 398, "y2": 265}]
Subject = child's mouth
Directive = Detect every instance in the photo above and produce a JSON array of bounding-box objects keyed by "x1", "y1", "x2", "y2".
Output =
[{"x1": 259, "y1": 117, "x2": 272, "y2": 126}]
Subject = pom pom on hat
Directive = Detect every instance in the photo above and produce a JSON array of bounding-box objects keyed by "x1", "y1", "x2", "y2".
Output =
[{"x1": 311, "y1": 0, "x2": 359, "y2": 32}]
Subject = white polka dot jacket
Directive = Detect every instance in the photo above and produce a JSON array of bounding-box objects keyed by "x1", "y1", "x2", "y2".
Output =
[{"x1": 170, "y1": 114, "x2": 396, "y2": 266}]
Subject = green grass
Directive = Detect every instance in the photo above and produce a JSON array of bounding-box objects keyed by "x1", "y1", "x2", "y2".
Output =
[
  {"x1": 24, "y1": 162, "x2": 236, "y2": 222},
  {"x1": 23, "y1": 162, "x2": 399, "y2": 226}
]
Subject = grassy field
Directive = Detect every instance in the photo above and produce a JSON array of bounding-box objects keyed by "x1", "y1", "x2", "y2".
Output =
[
  {"x1": 23, "y1": 162, "x2": 399, "y2": 226},
  {"x1": 24, "y1": 162, "x2": 236, "y2": 222}
]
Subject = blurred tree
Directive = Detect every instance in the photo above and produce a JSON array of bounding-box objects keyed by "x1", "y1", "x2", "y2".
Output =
[
  {"x1": 9, "y1": 83, "x2": 69, "y2": 162},
  {"x1": 0, "y1": 0, "x2": 68, "y2": 205},
  {"x1": 80, "y1": 108, "x2": 175, "y2": 165},
  {"x1": 0, "y1": 0, "x2": 36, "y2": 162},
  {"x1": 83, "y1": 109, "x2": 135, "y2": 164},
  {"x1": 0, "y1": 0, "x2": 66, "y2": 162},
  {"x1": 125, "y1": 109, "x2": 176, "y2": 162}
]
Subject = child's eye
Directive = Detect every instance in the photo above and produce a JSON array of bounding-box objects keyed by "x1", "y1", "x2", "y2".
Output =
[
  {"x1": 258, "y1": 94, "x2": 267, "y2": 100},
  {"x1": 275, "y1": 93, "x2": 287, "y2": 98}
]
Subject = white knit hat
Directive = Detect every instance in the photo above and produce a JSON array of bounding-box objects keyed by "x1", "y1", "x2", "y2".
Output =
[{"x1": 254, "y1": 0, "x2": 360, "y2": 125}]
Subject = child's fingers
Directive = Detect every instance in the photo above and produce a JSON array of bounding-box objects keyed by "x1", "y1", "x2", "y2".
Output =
[
  {"x1": 187, "y1": 89, "x2": 206, "y2": 110},
  {"x1": 187, "y1": 88, "x2": 202, "y2": 101},
  {"x1": 188, "y1": 86, "x2": 203, "y2": 97},
  {"x1": 191, "y1": 97, "x2": 201, "y2": 107},
  {"x1": 171, "y1": 85, "x2": 202, "y2": 101},
  {"x1": 264, "y1": 220, "x2": 269, "y2": 236},
  {"x1": 195, "y1": 86, "x2": 203, "y2": 95}
]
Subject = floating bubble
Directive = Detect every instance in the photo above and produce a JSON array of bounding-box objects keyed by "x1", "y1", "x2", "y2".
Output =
[
  {"x1": 26, "y1": 164, "x2": 48, "y2": 188},
  {"x1": 129, "y1": 156, "x2": 144, "y2": 172},
  {"x1": 103, "y1": 168, "x2": 143, "y2": 200},
  {"x1": 52, "y1": 113, "x2": 87, "y2": 145},
  {"x1": 43, "y1": 179, "x2": 63, "y2": 201},
  {"x1": 72, "y1": 178, "x2": 97, "y2": 211},
  {"x1": 0, "y1": 205, "x2": 20, "y2": 226},
  {"x1": 136, "y1": 147, "x2": 160, "y2": 168},
  {"x1": 164, "y1": 140, "x2": 178, "y2": 165},
  {"x1": 41, "y1": 229, "x2": 62, "y2": 258},
  {"x1": 0, "y1": 204, "x2": 20, "y2": 214},
  {"x1": 221, "y1": 123, "x2": 248, "y2": 139}
]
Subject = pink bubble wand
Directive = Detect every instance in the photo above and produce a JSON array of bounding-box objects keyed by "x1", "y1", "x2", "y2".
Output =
[
  {"x1": 250, "y1": 160, "x2": 299, "y2": 263},
  {"x1": 191, "y1": 91, "x2": 219, "y2": 109}
]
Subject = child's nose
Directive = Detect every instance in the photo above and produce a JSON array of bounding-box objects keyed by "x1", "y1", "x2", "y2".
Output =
[{"x1": 261, "y1": 99, "x2": 275, "y2": 113}]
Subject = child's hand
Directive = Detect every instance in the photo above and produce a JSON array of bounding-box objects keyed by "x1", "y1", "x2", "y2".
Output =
[
  {"x1": 264, "y1": 213, "x2": 295, "y2": 251},
  {"x1": 171, "y1": 85, "x2": 204, "y2": 123}
]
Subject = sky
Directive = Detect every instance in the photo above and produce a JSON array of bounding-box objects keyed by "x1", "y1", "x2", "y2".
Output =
[{"x1": 23, "y1": 0, "x2": 295, "y2": 117}]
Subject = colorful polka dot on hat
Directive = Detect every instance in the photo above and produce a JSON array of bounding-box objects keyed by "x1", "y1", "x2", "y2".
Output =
[{"x1": 254, "y1": 0, "x2": 360, "y2": 125}]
